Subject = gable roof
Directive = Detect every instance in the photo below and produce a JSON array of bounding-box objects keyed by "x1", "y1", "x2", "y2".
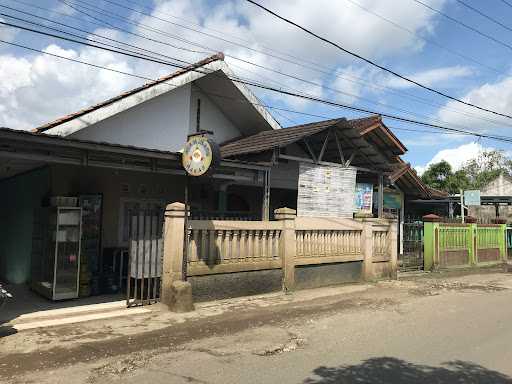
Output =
[
  {"x1": 221, "y1": 115, "x2": 406, "y2": 161},
  {"x1": 389, "y1": 159, "x2": 447, "y2": 199},
  {"x1": 35, "y1": 53, "x2": 281, "y2": 136},
  {"x1": 221, "y1": 118, "x2": 339, "y2": 158},
  {"x1": 347, "y1": 115, "x2": 407, "y2": 155}
]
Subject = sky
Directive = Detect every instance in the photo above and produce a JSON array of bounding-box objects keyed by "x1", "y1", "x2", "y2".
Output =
[{"x1": 1, "y1": 0, "x2": 512, "y2": 173}]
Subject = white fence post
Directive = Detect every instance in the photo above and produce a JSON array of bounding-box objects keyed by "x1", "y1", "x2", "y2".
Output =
[{"x1": 275, "y1": 207, "x2": 296, "y2": 292}]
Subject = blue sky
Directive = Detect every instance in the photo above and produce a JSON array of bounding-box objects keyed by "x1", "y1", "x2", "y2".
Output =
[{"x1": 1, "y1": 0, "x2": 512, "y2": 172}]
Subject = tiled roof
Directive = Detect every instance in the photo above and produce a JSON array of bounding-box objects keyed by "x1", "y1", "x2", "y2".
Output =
[
  {"x1": 35, "y1": 53, "x2": 225, "y2": 133},
  {"x1": 220, "y1": 115, "x2": 406, "y2": 159},
  {"x1": 220, "y1": 119, "x2": 340, "y2": 158}
]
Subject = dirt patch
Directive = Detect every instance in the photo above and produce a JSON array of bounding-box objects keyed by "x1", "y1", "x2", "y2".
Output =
[
  {"x1": 254, "y1": 334, "x2": 306, "y2": 356},
  {"x1": 86, "y1": 351, "x2": 158, "y2": 383},
  {"x1": 409, "y1": 281, "x2": 508, "y2": 296},
  {"x1": 0, "y1": 294, "x2": 397, "y2": 380}
]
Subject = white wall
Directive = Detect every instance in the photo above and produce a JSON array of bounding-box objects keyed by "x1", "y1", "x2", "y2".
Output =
[
  {"x1": 189, "y1": 86, "x2": 242, "y2": 143},
  {"x1": 68, "y1": 84, "x2": 247, "y2": 151},
  {"x1": 481, "y1": 174, "x2": 512, "y2": 196},
  {"x1": 69, "y1": 84, "x2": 192, "y2": 152}
]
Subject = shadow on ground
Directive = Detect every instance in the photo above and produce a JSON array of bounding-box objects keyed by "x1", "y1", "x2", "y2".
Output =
[{"x1": 303, "y1": 357, "x2": 512, "y2": 384}]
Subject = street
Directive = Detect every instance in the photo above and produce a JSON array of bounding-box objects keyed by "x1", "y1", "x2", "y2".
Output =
[{"x1": 2, "y1": 271, "x2": 512, "y2": 384}]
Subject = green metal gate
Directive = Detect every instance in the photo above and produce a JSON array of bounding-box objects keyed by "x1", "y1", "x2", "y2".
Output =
[{"x1": 507, "y1": 226, "x2": 512, "y2": 260}]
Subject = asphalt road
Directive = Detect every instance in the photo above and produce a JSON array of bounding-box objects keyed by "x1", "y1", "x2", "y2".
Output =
[{"x1": 3, "y1": 272, "x2": 512, "y2": 384}]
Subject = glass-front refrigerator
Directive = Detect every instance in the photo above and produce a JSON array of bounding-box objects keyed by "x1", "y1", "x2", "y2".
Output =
[{"x1": 32, "y1": 207, "x2": 82, "y2": 300}]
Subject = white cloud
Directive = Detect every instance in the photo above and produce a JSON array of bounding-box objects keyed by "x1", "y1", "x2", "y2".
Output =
[
  {"x1": 386, "y1": 65, "x2": 473, "y2": 89},
  {"x1": 414, "y1": 142, "x2": 491, "y2": 175},
  {"x1": 436, "y1": 76, "x2": 512, "y2": 133},
  {"x1": 0, "y1": 0, "x2": 448, "y2": 129},
  {"x1": 0, "y1": 45, "x2": 139, "y2": 129}
]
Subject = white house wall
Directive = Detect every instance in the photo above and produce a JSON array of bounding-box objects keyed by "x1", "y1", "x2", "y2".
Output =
[
  {"x1": 480, "y1": 174, "x2": 512, "y2": 196},
  {"x1": 189, "y1": 86, "x2": 242, "y2": 143},
  {"x1": 69, "y1": 84, "x2": 192, "y2": 152}
]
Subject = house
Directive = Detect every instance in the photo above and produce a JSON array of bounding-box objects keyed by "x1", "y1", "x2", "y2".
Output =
[
  {"x1": 0, "y1": 53, "x2": 432, "y2": 300},
  {"x1": 468, "y1": 173, "x2": 512, "y2": 223}
]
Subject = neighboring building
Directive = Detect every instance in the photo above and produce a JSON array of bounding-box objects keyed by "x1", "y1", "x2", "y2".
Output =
[
  {"x1": 0, "y1": 53, "x2": 432, "y2": 298},
  {"x1": 469, "y1": 173, "x2": 512, "y2": 223}
]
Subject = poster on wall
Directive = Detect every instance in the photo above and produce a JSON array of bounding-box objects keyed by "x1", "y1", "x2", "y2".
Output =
[
  {"x1": 297, "y1": 162, "x2": 357, "y2": 218},
  {"x1": 355, "y1": 183, "x2": 373, "y2": 213},
  {"x1": 373, "y1": 191, "x2": 402, "y2": 210}
]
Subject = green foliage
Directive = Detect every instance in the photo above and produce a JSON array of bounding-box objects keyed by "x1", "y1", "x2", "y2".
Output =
[{"x1": 420, "y1": 150, "x2": 512, "y2": 193}]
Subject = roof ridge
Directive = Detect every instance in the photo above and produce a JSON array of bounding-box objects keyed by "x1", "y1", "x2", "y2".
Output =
[{"x1": 34, "y1": 53, "x2": 225, "y2": 133}]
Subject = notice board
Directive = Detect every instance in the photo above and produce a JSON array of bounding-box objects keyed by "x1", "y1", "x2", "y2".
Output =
[
  {"x1": 297, "y1": 162, "x2": 357, "y2": 218},
  {"x1": 355, "y1": 183, "x2": 373, "y2": 214}
]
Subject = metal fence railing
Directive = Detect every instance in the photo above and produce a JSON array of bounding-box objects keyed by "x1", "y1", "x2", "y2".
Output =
[{"x1": 127, "y1": 209, "x2": 163, "y2": 307}]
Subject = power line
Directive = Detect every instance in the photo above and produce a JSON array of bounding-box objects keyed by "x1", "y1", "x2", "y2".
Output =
[
  {"x1": 501, "y1": 0, "x2": 512, "y2": 9},
  {"x1": 245, "y1": 0, "x2": 512, "y2": 120},
  {"x1": 0, "y1": 7, "x2": 209, "y2": 62},
  {"x1": 13, "y1": 1, "x2": 512, "y2": 131},
  {"x1": 344, "y1": 0, "x2": 504, "y2": 75},
  {"x1": 59, "y1": 0, "x2": 512, "y2": 123},
  {"x1": 6, "y1": 10, "x2": 510, "y2": 133},
  {"x1": 412, "y1": 0, "x2": 512, "y2": 51},
  {"x1": 3, "y1": 29, "x2": 512, "y2": 145},
  {"x1": 0, "y1": 36, "x2": 471, "y2": 138},
  {"x1": 0, "y1": 36, "x2": 496, "y2": 141},
  {"x1": 455, "y1": 0, "x2": 512, "y2": 33}
]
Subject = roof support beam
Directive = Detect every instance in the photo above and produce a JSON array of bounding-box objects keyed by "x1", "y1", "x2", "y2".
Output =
[
  {"x1": 333, "y1": 129, "x2": 345, "y2": 164},
  {"x1": 303, "y1": 138, "x2": 317, "y2": 163},
  {"x1": 278, "y1": 154, "x2": 380, "y2": 173},
  {"x1": 345, "y1": 152, "x2": 356, "y2": 167},
  {"x1": 335, "y1": 128, "x2": 378, "y2": 169},
  {"x1": 317, "y1": 131, "x2": 330, "y2": 162}
]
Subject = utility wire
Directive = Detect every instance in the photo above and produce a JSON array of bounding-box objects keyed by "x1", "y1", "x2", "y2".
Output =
[
  {"x1": 344, "y1": 0, "x2": 504, "y2": 75},
  {"x1": 455, "y1": 0, "x2": 512, "y2": 33},
  {"x1": 11, "y1": 1, "x2": 512, "y2": 131},
  {"x1": 4, "y1": 10, "x2": 508, "y2": 132},
  {"x1": 245, "y1": 0, "x2": 512, "y2": 120},
  {"x1": 0, "y1": 37, "x2": 470, "y2": 137},
  {"x1": 2, "y1": 29, "x2": 512, "y2": 145},
  {"x1": 0, "y1": 37, "x2": 491, "y2": 140},
  {"x1": 413, "y1": 0, "x2": 512, "y2": 51},
  {"x1": 501, "y1": 0, "x2": 512, "y2": 9}
]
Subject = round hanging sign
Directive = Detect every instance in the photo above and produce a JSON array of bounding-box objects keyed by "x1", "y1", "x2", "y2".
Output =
[{"x1": 182, "y1": 135, "x2": 220, "y2": 177}]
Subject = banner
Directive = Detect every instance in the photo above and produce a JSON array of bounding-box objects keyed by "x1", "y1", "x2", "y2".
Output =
[{"x1": 355, "y1": 183, "x2": 373, "y2": 213}]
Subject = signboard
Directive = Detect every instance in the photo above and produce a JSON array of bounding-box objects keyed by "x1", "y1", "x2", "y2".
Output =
[
  {"x1": 355, "y1": 183, "x2": 373, "y2": 213},
  {"x1": 464, "y1": 190, "x2": 481, "y2": 206},
  {"x1": 384, "y1": 192, "x2": 401, "y2": 209},
  {"x1": 297, "y1": 162, "x2": 357, "y2": 218},
  {"x1": 182, "y1": 134, "x2": 220, "y2": 176}
]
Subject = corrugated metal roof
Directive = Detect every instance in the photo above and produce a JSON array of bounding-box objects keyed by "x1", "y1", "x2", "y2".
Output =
[{"x1": 0, "y1": 127, "x2": 180, "y2": 157}]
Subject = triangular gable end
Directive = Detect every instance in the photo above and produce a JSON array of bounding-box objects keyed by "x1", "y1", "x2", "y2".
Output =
[{"x1": 37, "y1": 54, "x2": 281, "y2": 152}]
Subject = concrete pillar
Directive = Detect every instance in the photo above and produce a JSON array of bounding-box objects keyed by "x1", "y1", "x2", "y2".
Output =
[
  {"x1": 262, "y1": 170, "x2": 271, "y2": 221},
  {"x1": 275, "y1": 207, "x2": 296, "y2": 292},
  {"x1": 378, "y1": 175, "x2": 384, "y2": 219},
  {"x1": 388, "y1": 219, "x2": 398, "y2": 279},
  {"x1": 361, "y1": 221, "x2": 374, "y2": 281},
  {"x1": 162, "y1": 202, "x2": 194, "y2": 312}
]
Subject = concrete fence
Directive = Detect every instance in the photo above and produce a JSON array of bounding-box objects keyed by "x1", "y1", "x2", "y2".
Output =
[
  {"x1": 161, "y1": 202, "x2": 397, "y2": 310},
  {"x1": 424, "y1": 221, "x2": 507, "y2": 270}
]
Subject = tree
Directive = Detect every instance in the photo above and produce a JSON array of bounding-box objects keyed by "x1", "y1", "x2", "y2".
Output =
[
  {"x1": 460, "y1": 150, "x2": 512, "y2": 189},
  {"x1": 420, "y1": 150, "x2": 512, "y2": 194},
  {"x1": 421, "y1": 160, "x2": 466, "y2": 194}
]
